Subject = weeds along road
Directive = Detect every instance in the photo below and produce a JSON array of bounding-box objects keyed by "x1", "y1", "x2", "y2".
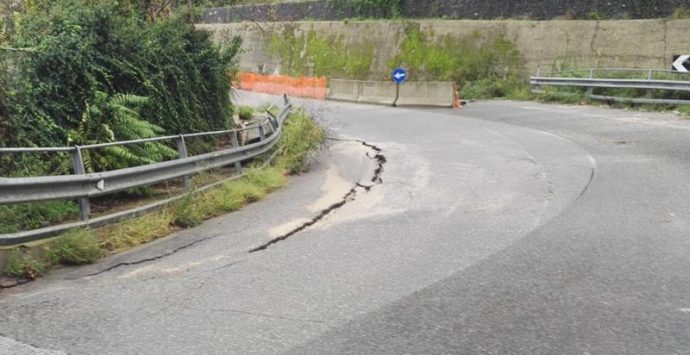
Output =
[{"x1": 2, "y1": 92, "x2": 690, "y2": 354}]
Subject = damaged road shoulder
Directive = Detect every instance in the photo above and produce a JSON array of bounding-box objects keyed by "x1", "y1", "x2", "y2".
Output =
[{"x1": 250, "y1": 138, "x2": 386, "y2": 253}]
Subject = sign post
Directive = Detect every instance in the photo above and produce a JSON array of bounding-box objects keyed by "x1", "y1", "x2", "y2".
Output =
[
  {"x1": 391, "y1": 67, "x2": 408, "y2": 107},
  {"x1": 672, "y1": 55, "x2": 690, "y2": 72}
]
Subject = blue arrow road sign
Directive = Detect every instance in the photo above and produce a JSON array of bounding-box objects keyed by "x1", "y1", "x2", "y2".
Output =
[{"x1": 392, "y1": 68, "x2": 408, "y2": 84}]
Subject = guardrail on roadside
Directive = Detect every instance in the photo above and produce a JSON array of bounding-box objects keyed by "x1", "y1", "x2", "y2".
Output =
[
  {"x1": 0, "y1": 95, "x2": 293, "y2": 246},
  {"x1": 530, "y1": 68, "x2": 690, "y2": 105}
]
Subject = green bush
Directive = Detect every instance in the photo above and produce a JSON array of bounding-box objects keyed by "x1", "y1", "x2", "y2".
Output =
[
  {"x1": 0, "y1": 0, "x2": 242, "y2": 231},
  {"x1": 238, "y1": 106, "x2": 255, "y2": 121},
  {"x1": 0, "y1": 0, "x2": 241, "y2": 174},
  {"x1": 278, "y1": 109, "x2": 326, "y2": 173},
  {"x1": 46, "y1": 229, "x2": 103, "y2": 265}
]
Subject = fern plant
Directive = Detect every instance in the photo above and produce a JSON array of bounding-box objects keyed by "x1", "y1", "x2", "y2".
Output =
[{"x1": 67, "y1": 91, "x2": 177, "y2": 172}]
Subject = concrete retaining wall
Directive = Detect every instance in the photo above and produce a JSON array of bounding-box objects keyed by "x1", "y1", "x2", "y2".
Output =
[
  {"x1": 199, "y1": 19, "x2": 690, "y2": 78},
  {"x1": 235, "y1": 73, "x2": 458, "y2": 107},
  {"x1": 328, "y1": 79, "x2": 458, "y2": 107}
]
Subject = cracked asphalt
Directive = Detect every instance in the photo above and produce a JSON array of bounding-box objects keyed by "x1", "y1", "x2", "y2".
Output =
[{"x1": 2, "y1": 93, "x2": 690, "y2": 354}]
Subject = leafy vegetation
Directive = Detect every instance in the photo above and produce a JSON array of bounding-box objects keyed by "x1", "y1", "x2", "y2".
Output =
[
  {"x1": 268, "y1": 26, "x2": 374, "y2": 80},
  {"x1": 0, "y1": 0, "x2": 241, "y2": 173},
  {"x1": 276, "y1": 108, "x2": 326, "y2": 173},
  {"x1": 267, "y1": 22, "x2": 528, "y2": 100},
  {"x1": 0, "y1": 0, "x2": 242, "y2": 235},
  {"x1": 388, "y1": 24, "x2": 528, "y2": 100},
  {"x1": 67, "y1": 92, "x2": 178, "y2": 172},
  {"x1": 238, "y1": 106, "x2": 255, "y2": 121}
]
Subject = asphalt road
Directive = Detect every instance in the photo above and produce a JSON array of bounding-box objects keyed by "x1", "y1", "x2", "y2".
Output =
[{"x1": 2, "y1": 94, "x2": 690, "y2": 354}]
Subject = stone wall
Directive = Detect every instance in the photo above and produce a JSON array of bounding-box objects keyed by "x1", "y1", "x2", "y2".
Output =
[
  {"x1": 201, "y1": 0, "x2": 689, "y2": 23},
  {"x1": 401, "y1": 0, "x2": 685, "y2": 20}
]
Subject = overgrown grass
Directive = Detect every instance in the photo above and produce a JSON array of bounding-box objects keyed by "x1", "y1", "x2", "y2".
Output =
[
  {"x1": 100, "y1": 210, "x2": 176, "y2": 253},
  {"x1": 169, "y1": 171, "x2": 279, "y2": 229},
  {"x1": 45, "y1": 229, "x2": 103, "y2": 265},
  {"x1": 677, "y1": 105, "x2": 690, "y2": 118},
  {"x1": 1, "y1": 109, "x2": 324, "y2": 279},
  {"x1": 3, "y1": 249, "x2": 48, "y2": 279}
]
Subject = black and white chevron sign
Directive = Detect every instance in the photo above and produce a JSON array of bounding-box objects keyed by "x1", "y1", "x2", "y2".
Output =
[{"x1": 672, "y1": 55, "x2": 690, "y2": 72}]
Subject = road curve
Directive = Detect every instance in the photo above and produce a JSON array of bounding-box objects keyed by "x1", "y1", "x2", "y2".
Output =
[{"x1": 1, "y1": 94, "x2": 690, "y2": 354}]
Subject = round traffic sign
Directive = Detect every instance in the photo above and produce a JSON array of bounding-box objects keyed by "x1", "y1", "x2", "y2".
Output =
[{"x1": 392, "y1": 68, "x2": 408, "y2": 84}]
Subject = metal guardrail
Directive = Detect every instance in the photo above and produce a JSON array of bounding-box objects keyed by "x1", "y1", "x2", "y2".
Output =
[
  {"x1": 0, "y1": 95, "x2": 293, "y2": 246},
  {"x1": 530, "y1": 68, "x2": 690, "y2": 105}
]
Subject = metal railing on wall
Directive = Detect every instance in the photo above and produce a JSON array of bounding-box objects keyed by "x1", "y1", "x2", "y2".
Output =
[
  {"x1": 0, "y1": 95, "x2": 293, "y2": 246},
  {"x1": 531, "y1": 68, "x2": 690, "y2": 105}
]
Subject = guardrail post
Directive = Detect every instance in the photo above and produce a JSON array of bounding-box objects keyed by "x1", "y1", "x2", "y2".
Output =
[
  {"x1": 230, "y1": 131, "x2": 242, "y2": 172},
  {"x1": 269, "y1": 115, "x2": 278, "y2": 130},
  {"x1": 646, "y1": 70, "x2": 655, "y2": 98},
  {"x1": 265, "y1": 109, "x2": 279, "y2": 130},
  {"x1": 176, "y1": 135, "x2": 190, "y2": 189},
  {"x1": 71, "y1": 146, "x2": 91, "y2": 221},
  {"x1": 230, "y1": 130, "x2": 240, "y2": 147},
  {"x1": 586, "y1": 69, "x2": 595, "y2": 98},
  {"x1": 258, "y1": 126, "x2": 265, "y2": 141}
]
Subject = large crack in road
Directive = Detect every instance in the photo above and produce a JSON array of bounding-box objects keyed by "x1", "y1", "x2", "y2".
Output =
[
  {"x1": 250, "y1": 137, "x2": 386, "y2": 252},
  {"x1": 78, "y1": 137, "x2": 385, "y2": 276}
]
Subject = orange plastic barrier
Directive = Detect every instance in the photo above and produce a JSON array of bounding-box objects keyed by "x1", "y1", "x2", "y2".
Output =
[{"x1": 237, "y1": 72, "x2": 327, "y2": 100}]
